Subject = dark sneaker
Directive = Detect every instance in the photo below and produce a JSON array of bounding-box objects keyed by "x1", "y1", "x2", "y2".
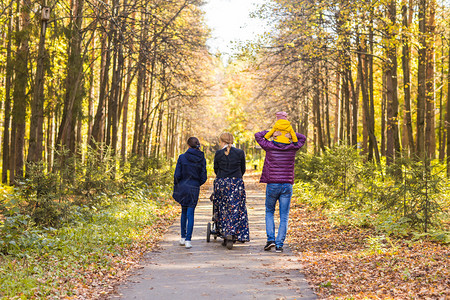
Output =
[
  {"x1": 275, "y1": 246, "x2": 283, "y2": 253},
  {"x1": 264, "y1": 241, "x2": 276, "y2": 251}
]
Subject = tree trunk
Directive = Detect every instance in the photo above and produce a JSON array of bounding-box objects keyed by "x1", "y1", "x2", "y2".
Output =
[
  {"x1": 132, "y1": 40, "x2": 146, "y2": 155},
  {"x1": 416, "y1": 0, "x2": 427, "y2": 158},
  {"x1": 111, "y1": 42, "x2": 123, "y2": 157},
  {"x1": 325, "y1": 67, "x2": 331, "y2": 147},
  {"x1": 120, "y1": 59, "x2": 135, "y2": 162},
  {"x1": 170, "y1": 110, "x2": 178, "y2": 158},
  {"x1": 28, "y1": 0, "x2": 49, "y2": 164},
  {"x1": 2, "y1": 4, "x2": 13, "y2": 183},
  {"x1": 87, "y1": 39, "x2": 96, "y2": 145},
  {"x1": 425, "y1": 0, "x2": 436, "y2": 159},
  {"x1": 76, "y1": 110, "x2": 82, "y2": 154},
  {"x1": 108, "y1": 26, "x2": 121, "y2": 155},
  {"x1": 91, "y1": 19, "x2": 110, "y2": 147},
  {"x1": 438, "y1": 42, "x2": 445, "y2": 161},
  {"x1": 165, "y1": 108, "x2": 171, "y2": 157},
  {"x1": 155, "y1": 105, "x2": 164, "y2": 161},
  {"x1": 341, "y1": 70, "x2": 349, "y2": 145},
  {"x1": 303, "y1": 96, "x2": 309, "y2": 151},
  {"x1": 350, "y1": 30, "x2": 359, "y2": 148},
  {"x1": 362, "y1": 102, "x2": 368, "y2": 155},
  {"x1": 121, "y1": 83, "x2": 130, "y2": 162},
  {"x1": 56, "y1": 0, "x2": 85, "y2": 154},
  {"x1": 344, "y1": 71, "x2": 351, "y2": 145},
  {"x1": 340, "y1": 73, "x2": 345, "y2": 144},
  {"x1": 147, "y1": 102, "x2": 159, "y2": 158},
  {"x1": 139, "y1": 76, "x2": 150, "y2": 157},
  {"x1": 401, "y1": 0, "x2": 415, "y2": 155},
  {"x1": 358, "y1": 32, "x2": 369, "y2": 154},
  {"x1": 46, "y1": 108, "x2": 54, "y2": 172},
  {"x1": 385, "y1": 0, "x2": 401, "y2": 166},
  {"x1": 358, "y1": 33, "x2": 380, "y2": 164},
  {"x1": 334, "y1": 71, "x2": 341, "y2": 145},
  {"x1": 349, "y1": 66, "x2": 358, "y2": 148},
  {"x1": 10, "y1": 0, "x2": 31, "y2": 183},
  {"x1": 381, "y1": 67, "x2": 387, "y2": 157},
  {"x1": 369, "y1": 0, "x2": 376, "y2": 159},
  {"x1": 313, "y1": 76, "x2": 325, "y2": 153},
  {"x1": 141, "y1": 49, "x2": 158, "y2": 157},
  {"x1": 321, "y1": 88, "x2": 327, "y2": 147},
  {"x1": 446, "y1": 43, "x2": 450, "y2": 177}
]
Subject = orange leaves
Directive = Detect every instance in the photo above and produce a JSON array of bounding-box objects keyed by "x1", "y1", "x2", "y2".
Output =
[{"x1": 287, "y1": 201, "x2": 450, "y2": 299}]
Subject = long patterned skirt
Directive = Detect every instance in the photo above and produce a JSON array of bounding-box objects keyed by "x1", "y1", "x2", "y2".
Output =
[{"x1": 213, "y1": 177, "x2": 250, "y2": 242}]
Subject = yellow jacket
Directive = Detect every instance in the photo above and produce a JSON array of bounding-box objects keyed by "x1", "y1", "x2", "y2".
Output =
[{"x1": 264, "y1": 119, "x2": 298, "y2": 144}]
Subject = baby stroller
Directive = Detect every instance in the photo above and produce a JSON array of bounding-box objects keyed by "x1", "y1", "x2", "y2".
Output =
[{"x1": 206, "y1": 192, "x2": 235, "y2": 249}]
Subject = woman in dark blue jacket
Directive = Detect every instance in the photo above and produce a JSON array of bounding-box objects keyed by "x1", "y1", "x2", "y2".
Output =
[{"x1": 172, "y1": 137, "x2": 207, "y2": 249}]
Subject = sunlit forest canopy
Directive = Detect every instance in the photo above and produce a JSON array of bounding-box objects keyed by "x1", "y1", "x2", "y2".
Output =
[
  {"x1": 0, "y1": 0, "x2": 449, "y2": 180},
  {"x1": 250, "y1": 0, "x2": 449, "y2": 163}
]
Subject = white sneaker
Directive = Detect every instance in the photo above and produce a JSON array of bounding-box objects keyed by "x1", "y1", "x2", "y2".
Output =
[
  {"x1": 185, "y1": 241, "x2": 192, "y2": 249},
  {"x1": 179, "y1": 238, "x2": 185, "y2": 245}
]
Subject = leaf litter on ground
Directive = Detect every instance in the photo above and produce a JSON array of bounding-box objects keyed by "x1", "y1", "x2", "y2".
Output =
[
  {"x1": 73, "y1": 201, "x2": 179, "y2": 300},
  {"x1": 287, "y1": 201, "x2": 450, "y2": 299}
]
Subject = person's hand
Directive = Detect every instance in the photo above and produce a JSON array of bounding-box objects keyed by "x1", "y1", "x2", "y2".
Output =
[
  {"x1": 273, "y1": 131, "x2": 282, "y2": 137},
  {"x1": 285, "y1": 133, "x2": 292, "y2": 139}
]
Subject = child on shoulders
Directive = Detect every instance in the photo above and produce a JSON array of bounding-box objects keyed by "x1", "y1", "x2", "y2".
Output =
[{"x1": 264, "y1": 111, "x2": 298, "y2": 144}]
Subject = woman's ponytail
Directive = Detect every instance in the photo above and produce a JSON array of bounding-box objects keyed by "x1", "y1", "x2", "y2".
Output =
[
  {"x1": 226, "y1": 144, "x2": 231, "y2": 155},
  {"x1": 219, "y1": 132, "x2": 234, "y2": 155}
]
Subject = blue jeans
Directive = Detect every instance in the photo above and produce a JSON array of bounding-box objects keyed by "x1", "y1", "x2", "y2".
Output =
[
  {"x1": 180, "y1": 206, "x2": 195, "y2": 241},
  {"x1": 265, "y1": 183, "x2": 293, "y2": 248}
]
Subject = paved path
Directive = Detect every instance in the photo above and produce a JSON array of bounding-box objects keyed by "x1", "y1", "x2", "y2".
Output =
[{"x1": 112, "y1": 174, "x2": 316, "y2": 300}]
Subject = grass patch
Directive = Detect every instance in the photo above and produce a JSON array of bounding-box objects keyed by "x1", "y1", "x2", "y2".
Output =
[{"x1": 0, "y1": 186, "x2": 178, "y2": 299}]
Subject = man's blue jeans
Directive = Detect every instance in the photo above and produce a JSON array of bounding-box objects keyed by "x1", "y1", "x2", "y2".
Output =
[
  {"x1": 181, "y1": 206, "x2": 195, "y2": 241},
  {"x1": 265, "y1": 183, "x2": 293, "y2": 248}
]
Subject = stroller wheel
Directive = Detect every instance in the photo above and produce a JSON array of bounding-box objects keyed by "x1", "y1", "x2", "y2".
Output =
[
  {"x1": 226, "y1": 236, "x2": 233, "y2": 250},
  {"x1": 226, "y1": 239, "x2": 233, "y2": 249},
  {"x1": 212, "y1": 223, "x2": 218, "y2": 240},
  {"x1": 206, "y1": 222, "x2": 211, "y2": 243}
]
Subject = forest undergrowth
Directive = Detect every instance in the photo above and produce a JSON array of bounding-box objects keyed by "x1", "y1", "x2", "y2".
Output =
[
  {"x1": 0, "y1": 150, "x2": 179, "y2": 299},
  {"x1": 288, "y1": 146, "x2": 449, "y2": 299}
]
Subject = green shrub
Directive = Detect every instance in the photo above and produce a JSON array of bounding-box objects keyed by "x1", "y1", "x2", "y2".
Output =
[
  {"x1": 0, "y1": 147, "x2": 179, "y2": 297},
  {"x1": 16, "y1": 162, "x2": 71, "y2": 227},
  {"x1": 0, "y1": 187, "x2": 176, "y2": 298},
  {"x1": 295, "y1": 151, "x2": 324, "y2": 181},
  {"x1": 0, "y1": 147, "x2": 176, "y2": 250},
  {"x1": 294, "y1": 145, "x2": 450, "y2": 240}
]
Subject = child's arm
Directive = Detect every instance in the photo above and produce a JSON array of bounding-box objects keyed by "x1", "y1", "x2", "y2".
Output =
[
  {"x1": 264, "y1": 127, "x2": 276, "y2": 140},
  {"x1": 288, "y1": 126, "x2": 298, "y2": 143}
]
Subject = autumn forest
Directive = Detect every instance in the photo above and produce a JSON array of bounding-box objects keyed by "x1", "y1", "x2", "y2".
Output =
[
  {"x1": 0, "y1": 0, "x2": 449, "y2": 298},
  {"x1": 0, "y1": 0, "x2": 449, "y2": 179}
]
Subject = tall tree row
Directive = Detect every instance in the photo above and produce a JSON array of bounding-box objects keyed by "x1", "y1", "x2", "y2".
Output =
[
  {"x1": 253, "y1": 0, "x2": 450, "y2": 174},
  {"x1": 0, "y1": 0, "x2": 211, "y2": 184}
]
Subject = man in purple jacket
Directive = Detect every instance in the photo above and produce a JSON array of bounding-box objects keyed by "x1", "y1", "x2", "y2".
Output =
[{"x1": 255, "y1": 130, "x2": 306, "y2": 252}]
